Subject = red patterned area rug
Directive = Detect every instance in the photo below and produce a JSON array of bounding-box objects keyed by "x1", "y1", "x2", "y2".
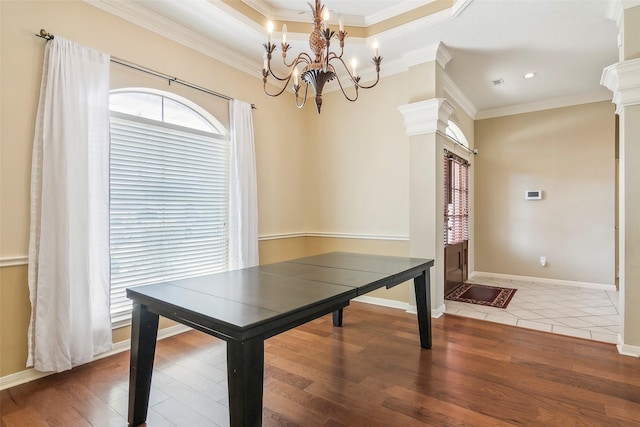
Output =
[{"x1": 445, "y1": 283, "x2": 517, "y2": 309}]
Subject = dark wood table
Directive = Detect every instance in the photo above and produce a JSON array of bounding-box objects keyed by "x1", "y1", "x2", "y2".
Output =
[{"x1": 127, "y1": 252, "x2": 434, "y2": 427}]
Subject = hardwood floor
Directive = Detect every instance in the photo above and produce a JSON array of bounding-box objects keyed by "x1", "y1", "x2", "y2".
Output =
[{"x1": 2, "y1": 301, "x2": 639, "y2": 426}]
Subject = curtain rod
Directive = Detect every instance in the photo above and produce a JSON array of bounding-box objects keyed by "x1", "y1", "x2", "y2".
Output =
[
  {"x1": 449, "y1": 139, "x2": 478, "y2": 156},
  {"x1": 35, "y1": 29, "x2": 256, "y2": 110}
]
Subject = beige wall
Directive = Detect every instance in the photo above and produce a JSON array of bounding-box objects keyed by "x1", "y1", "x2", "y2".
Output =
[
  {"x1": 0, "y1": 0, "x2": 308, "y2": 377},
  {"x1": 306, "y1": 73, "x2": 411, "y2": 239},
  {"x1": 0, "y1": 266, "x2": 30, "y2": 376},
  {"x1": 474, "y1": 101, "x2": 616, "y2": 285},
  {"x1": 623, "y1": 6, "x2": 640, "y2": 61}
]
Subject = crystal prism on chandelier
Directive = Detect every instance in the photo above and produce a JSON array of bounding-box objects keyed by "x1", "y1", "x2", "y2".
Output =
[{"x1": 262, "y1": 0, "x2": 383, "y2": 113}]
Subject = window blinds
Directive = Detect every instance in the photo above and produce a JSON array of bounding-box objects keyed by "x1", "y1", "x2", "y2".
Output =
[
  {"x1": 109, "y1": 113, "x2": 229, "y2": 325},
  {"x1": 444, "y1": 151, "x2": 470, "y2": 245}
]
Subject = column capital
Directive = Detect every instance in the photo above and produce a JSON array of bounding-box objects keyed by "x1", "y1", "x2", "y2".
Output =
[
  {"x1": 398, "y1": 98, "x2": 456, "y2": 136},
  {"x1": 601, "y1": 58, "x2": 640, "y2": 114}
]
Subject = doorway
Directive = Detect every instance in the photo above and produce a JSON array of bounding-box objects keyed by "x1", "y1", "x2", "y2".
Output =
[
  {"x1": 445, "y1": 241, "x2": 468, "y2": 294},
  {"x1": 443, "y1": 149, "x2": 470, "y2": 294}
]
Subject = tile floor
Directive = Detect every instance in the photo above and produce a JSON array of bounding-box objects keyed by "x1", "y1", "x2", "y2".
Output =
[{"x1": 444, "y1": 276, "x2": 620, "y2": 344}]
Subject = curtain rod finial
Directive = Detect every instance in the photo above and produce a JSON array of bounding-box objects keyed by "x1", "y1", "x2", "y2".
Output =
[{"x1": 38, "y1": 29, "x2": 54, "y2": 40}]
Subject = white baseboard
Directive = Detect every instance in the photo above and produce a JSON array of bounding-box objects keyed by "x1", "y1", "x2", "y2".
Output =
[
  {"x1": 353, "y1": 295, "x2": 444, "y2": 319},
  {"x1": 354, "y1": 295, "x2": 411, "y2": 311},
  {"x1": 617, "y1": 334, "x2": 640, "y2": 358},
  {"x1": 432, "y1": 303, "x2": 446, "y2": 318},
  {"x1": 470, "y1": 271, "x2": 616, "y2": 291},
  {"x1": 0, "y1": 324, "x2": 191, "y2": 391}
]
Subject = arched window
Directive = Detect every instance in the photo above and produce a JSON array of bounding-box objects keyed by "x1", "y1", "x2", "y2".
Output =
[
  {"x1": 445, "y1": 120, "x2": 469, "y2": 148},
  {"x1": 109, "y1": 88, "x2": 230, "y2": 326}
]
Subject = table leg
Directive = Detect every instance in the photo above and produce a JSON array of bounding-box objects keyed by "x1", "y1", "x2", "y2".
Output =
[
  {"x1": 128, "y1": 302, "x2": 159, "y2": 426},
  {"x1": 332, "y1": 308, "x2": 343, "y2": 327},
  {"x1": 414, "y1": 270, "x2": 432, "y2": 349},
  {"x1": 227, "y1": 338, "x2": 265, "y2": 427}
]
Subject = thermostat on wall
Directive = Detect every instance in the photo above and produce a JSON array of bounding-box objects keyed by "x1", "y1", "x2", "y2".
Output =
[{"x1": 525, "y1": 190, "x2": 542, "y2": 200}]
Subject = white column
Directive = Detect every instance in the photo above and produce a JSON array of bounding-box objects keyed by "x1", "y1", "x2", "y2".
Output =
[
  {"x1": 398, "y1": 98, "x2": 455, "y2": 317},
  {"x1": 601, "y1": 57, "x2": 640, "y2": 357}
]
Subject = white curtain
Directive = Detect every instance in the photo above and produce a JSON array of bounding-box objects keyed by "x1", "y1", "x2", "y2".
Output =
[
  {"x1": 28, "y1": 36, "x2": 112, "y2": 373},
  {"x1": 228, "y1": 100, "x2": 259, "y2": 269}
]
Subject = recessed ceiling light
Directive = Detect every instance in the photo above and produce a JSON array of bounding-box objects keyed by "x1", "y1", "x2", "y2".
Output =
[{"x1": 523, "y1": 72, "x2": 536, "y2": 79}]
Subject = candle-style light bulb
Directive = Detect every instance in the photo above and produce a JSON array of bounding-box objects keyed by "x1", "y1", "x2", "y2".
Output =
[
  {"x1": 323, "y1": 9, "x2": 330, "y2": 29},
  {"x1": 263, "y1": 53, "x2": 268, "y2": 71},
  {"x1": 267, "y1": 21, "x2": 274, "y2": 44},
  {"x1": 351, "y1": 57, "x2": 358, "y2": 78},
  {"x1": 339, "y1": 14, "x2": 344, "y2": 32},
  {"x1": 373, "y1": 39, "x2": 379, "y2": 57},
  {"x1": 293, "y1": 67, "x2": 299, "y2": 86},
  {"x1": 282, "y1": 24, "x2": 288, "y2": 45}
]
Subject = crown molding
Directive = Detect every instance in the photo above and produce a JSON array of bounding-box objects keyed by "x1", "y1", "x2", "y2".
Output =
[
  {"x1": 451, "y1": 0, "x2": 474, "y2": 18},
  {"x1": 443, "y1": 73, "x2": 477, "y2": 119},
  {"x1": 242, "y1": 0, "x2": 444, "y2": 28},
  {"x1": 84, "y1": 0, "x2": 260, "y2": 78},
  {"x1": 375, "y1": 7, "x2": 453, "y2": 41},
  {"x1": 326, "y1": 43, "x2": 452, "y2": 95},
  {"x1": 365, "y1": 1, "x2": 438, "y2": 26},
  {"x1": 601, "y1": 58, "x2": 640, "y2": 113},
  {"x1": 401, "y1": 42, "x2": 451, "y2": 70},
  {"x1": 85, "y1": 0, "x2": 473, "y2": 98},
  {"x1": 242, "y1": 0, "x2": 368, "y2": 26},
  {"x1": 607, "y1": 0, "x2": 640, "y2": 27},
  {"x1": 241, "y1": 0, "x2": 270, "y2": 18},
  {"x1": 475, "y1": 90, "x2": 613, "y2": 120}
]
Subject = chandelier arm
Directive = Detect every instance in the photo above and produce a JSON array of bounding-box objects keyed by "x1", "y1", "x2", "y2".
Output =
[
  {"x1": 329, "y1": 57, "x2": 358, "y2": 85},
  {"x1": 263, "y1": 42, "x2": 288, "y2": 82},
  {"x1": 353, "y1": 71, "x2": 381, "y2": 89},
  {"x1": 268, "y1": 64, "x2": 293, "y2": 82},
  {"x1": 295, "y1": 83, "x2": 309, "y2": 109},
  {"x1": 353, "y1": 59, "x2": 382, "y2": 89},
  {"x1": 268, "y1": 54, "x2": 312, "y2": 82},
  {"x1": 263, "y1": 81, "x2": 292, "y2": 98},
  {"x1": 263, "y1": 71, "x2": 295, "y2": 97},
  {"x1": 333, "y1": 72, "x2": 359, "y2": 102},
  {"x1": 327, "y1": 45, "x2": 345, "y2": 61},
  {"x1": 282, "y1": 52, "x2": 312, "y2": 70}
]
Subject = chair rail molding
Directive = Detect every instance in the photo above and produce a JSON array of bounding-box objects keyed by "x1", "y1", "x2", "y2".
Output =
[{"x1": 0, "y1": 256, "x2": 28, "y2": 268}]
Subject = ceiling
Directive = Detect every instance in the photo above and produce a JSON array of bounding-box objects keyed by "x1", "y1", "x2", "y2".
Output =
[{"x1": 89, "y1": 0, "x2": 624, "y2": 118}]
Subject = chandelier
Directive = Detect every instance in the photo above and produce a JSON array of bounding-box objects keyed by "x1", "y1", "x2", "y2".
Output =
[{"x1": 262, "y1": 0, "x2": 382, "y2": 113}]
